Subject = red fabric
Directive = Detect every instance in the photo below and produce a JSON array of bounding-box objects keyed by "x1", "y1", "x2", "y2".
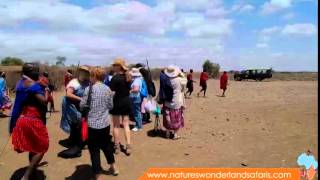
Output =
[
  {"x1": 38, "y1": 76, "x2": 49, "y2": 87},
  {"x1": 220, "y1": 73, "x2": 228, "y2": 90},
  {"x1": 200, "y1": 72, "x2": 209, "y2": 81},
  {"x1": 81, "y1": 117, "x2": 88, "y2": 141},
  {"x1": 64, "y1": 74, "x2": 72, "y2": 87},
  {"x1": 200, "y1": 72, "x2": 208, "y2": 86},
  {"x1": 12, "y1": 106, "x2": 49, "y2": 153},
  {"x1": 48, "y1": 94, "x2": 53, "y2": 103},
  {"x1": 187, "y1": 74, "x2": 193, "y2": 81}
]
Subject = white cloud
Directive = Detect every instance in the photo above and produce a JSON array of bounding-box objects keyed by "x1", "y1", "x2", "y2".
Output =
[
  {"x1": 271, "y1": 52, "x2": 285, "y2": 58},
  {"x1": 240, "y1": 4, "x2": 256, "y2": 12},
  {"x1": 0, "y1": 0, "x2": 233, "y2": 69},
  {"x1": 261, "y1": 0, "x2": 293, "y2": 15},
  {"x1": 256, "y1": 43, "x2": 269, "y2": 48},
  {"x1": 232, "y1": 4, "x2": 255, "y2": 13},
  {"x1": 256, "y1": 23, "x2": 317, "y2": 50},
  {"x1": 172, "y1": 12, "x2": 233, "y2": 38},
  {"x1": 205, "y1": 7, "x2": 228, "y2": 17},
  {"x1": 282, "y1": 12, "x2": 295, "y2": 20},
  {"x1": 261, "y1": 26, "x2": 282, "y2": 35},
  {"x1": 0, "y1": 30, "x2": 225, "y2": 69},
  {"x1": 257, "y1": 23, "x2": 317, "y2": 44},
  {"x1": 0, "y1": 1, "x2": 175, "y2": 36},
  {"x1": 281, "y1": 23, "x2": 317, "y2": 36},
  {"x1": 160, "y1": 0, "x2": 223, "y2": 11}
]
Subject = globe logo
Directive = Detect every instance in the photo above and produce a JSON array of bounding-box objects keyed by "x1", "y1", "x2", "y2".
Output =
[{"x1": 297, "y1": 150, "x2": 318, "y2": 180}]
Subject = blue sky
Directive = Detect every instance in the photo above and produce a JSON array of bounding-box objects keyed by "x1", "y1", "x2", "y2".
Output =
[{"x1": 0, "y1": 0, "x2": 318, "y2": 71}]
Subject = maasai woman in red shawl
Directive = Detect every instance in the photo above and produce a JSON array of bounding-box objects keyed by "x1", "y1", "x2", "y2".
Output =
[{"x1": 220, "y1": 71, "x2": 228, "y2": 97}]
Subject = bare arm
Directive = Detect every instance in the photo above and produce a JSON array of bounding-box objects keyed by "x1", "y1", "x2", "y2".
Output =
[
  {"x1": 125, "y1": 71, "x2": 132, "y2": 82},
  {"x1": 105, "y1": 88, "x2": 114, "y2": 110},
  {"x1": 35, "y1": 89, "x2": 49, "y2": 105},
  {"x1": 66, "y1": 87, "x2": 82, "y2": 101},
  {"x1": 130, "y1": 85, "x2": 140, "y2": 93}
]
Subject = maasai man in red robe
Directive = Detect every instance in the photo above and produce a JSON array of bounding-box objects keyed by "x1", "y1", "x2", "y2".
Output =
[{"x1": 220, "y1": 71, "x2": 228, "y2": 97}]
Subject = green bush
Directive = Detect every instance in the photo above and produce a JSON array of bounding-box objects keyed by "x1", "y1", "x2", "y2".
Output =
[
  {"x1": 1, "y1": 57, "x2": 24, "y2": 66},
  {"x1": 202, "y1": 59, "x2": 220, "y2": 78}
]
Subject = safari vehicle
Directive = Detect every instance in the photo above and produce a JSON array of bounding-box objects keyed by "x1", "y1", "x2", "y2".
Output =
[{"x1": 234, "y1": 68, "x2": 272, "y2": 81}]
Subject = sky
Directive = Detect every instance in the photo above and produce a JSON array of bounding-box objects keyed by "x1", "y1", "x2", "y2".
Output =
[{"x1": 0, "y1": 0, "x2": 318, "y2": 71}]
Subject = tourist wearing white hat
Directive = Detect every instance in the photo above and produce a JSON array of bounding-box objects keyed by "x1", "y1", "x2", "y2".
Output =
[
  {"x1": 162, "y1": 65, "x2": 187, "y2": 140},
  {"x1": 129, "y1": 68, "x2": 144, "y2": 132}
]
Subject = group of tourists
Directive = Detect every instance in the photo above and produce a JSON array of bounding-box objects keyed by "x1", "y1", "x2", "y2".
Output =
[{"x1": 6, "y1": 58, "x2": 229, "y2": 180}]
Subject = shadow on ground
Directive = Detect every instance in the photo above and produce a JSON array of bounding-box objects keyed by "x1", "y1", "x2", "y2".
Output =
[
  {"x1": 146, "y1": 129, "x2": 168, "y2": 139},
  {"x1": 65, "y1": 164, "x2": 93, "y2": 180},
  {"x1": 10, "y1": 167, "x2": 46, "y2": 180}
]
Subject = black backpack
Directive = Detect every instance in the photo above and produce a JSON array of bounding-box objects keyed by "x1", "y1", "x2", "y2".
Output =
[
  {"x1": 159, "y1": 73, "x2": 173, "y2": 103},
  {"x1": 148, "y1": 81, "x2": 156, "y2": 97}
]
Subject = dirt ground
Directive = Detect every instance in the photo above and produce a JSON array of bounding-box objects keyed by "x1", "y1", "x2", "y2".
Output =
[{"x1": 0, "y1": 79, "x2": 318, "y2": 180}]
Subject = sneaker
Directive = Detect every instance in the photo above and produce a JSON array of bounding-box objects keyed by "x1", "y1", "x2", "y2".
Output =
[
  {"x1": 173, "y1": 133, "x2": 181, "y2": 140},
  {"x1": 132, "y1": 127, "x2": 139, "y2": 132},
  {"x1": 109, "y1": 166, "x2": 119, "y2": 176},
  {"x1": 125, "y1": 144, "x2": 132, "y2": 156}
]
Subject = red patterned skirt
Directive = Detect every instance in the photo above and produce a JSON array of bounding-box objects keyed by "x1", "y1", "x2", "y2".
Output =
[
  {"x1": 12, "y1": 106, "x2": 49, "y2": 153},
  {"x1": 162, "y1": 106, "x2": 184, "y2": 130}
]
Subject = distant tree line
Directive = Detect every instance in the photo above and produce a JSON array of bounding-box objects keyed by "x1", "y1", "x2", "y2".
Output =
[
  {"x1": 1, "y1": 57, "x2": 24, "y2": 66},
  {"x1": 1, "y1": 56, "x2": 68, "y2": 66}
]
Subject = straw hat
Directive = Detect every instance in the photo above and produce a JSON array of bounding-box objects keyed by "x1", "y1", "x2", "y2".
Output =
[
  {"x1": 165, "y1": 65, "x2": 181, "y2": 78},
  {"x1": 130, "y1": 68, "x2": 142, "y2": 77},
  {"x1": 78, "y1": 65, "x2": 90, "y2": 72},
  {"x1": 112, "y1": 58, "x2": 128, "y2": 71}
]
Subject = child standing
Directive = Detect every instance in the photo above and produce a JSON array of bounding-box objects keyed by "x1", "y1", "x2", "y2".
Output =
[{"x1": 80, "y1": 67, "x2": 118, "y2": 179}]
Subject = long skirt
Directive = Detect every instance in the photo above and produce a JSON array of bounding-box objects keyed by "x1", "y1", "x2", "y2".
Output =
[
  {"x1": 60, "y1": 97, "x2": 81, "y2": 133},
  {"x1": 162, "y1": 106, "x2": 184, "y2": 131},
  {"x1": 12, "y1": 106, "x2": 49, "y2": 153}
]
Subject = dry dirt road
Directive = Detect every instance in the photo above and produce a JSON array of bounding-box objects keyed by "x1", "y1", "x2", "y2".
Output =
[{"x1": 0, "y1": 80, "x2": 318, "y2": 180}]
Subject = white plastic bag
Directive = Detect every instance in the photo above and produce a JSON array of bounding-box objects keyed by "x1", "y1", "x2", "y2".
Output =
[{"x1": 144, "y1": 97, "x2": 157, "y2": 112}]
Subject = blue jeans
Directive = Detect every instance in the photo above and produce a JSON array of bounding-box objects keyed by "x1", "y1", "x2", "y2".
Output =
[{"x1": 130, "y1": 94, "x2": 142, "y2": 129}]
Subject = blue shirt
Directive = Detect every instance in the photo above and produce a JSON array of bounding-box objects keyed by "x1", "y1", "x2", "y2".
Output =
[
  {"x1": 0, "y1": 77, "x2": 6, "y2": 94},
  {"x1": 9, "y1": 79, "x2": 45, "y2": 133}
]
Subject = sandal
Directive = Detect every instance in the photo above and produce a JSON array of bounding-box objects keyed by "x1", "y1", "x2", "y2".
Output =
[
  {"x1": 114, "y1": 144, "x2": 120, "y2": 155},
  {"x1": 125, "y1": 144, "x2": 132, "y2": 156}
]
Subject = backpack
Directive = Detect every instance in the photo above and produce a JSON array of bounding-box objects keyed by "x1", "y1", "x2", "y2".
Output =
[
  {"x1": 147, "y1": 81, "x2": 156, "y2": 97},
  {"x1": 140, "y1": 79, "x2": 148, "y2": 98},
  {"x1": 163, "y1": 78, "x2": 173, "y2": 102},
  {"x1": 103, "y1": 74, "x2": 111, "y2": 86},
  {"x1": 158, "y1": 73, "x2": 173, "y2": 103}
]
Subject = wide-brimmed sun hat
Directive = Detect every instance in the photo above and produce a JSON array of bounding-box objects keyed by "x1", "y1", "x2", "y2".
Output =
[
  {"x1": 112, "y1": 57, "x2": 128, "y2": 71},
  {"x1": 130, "y1": 68, "x2": 142, "y2": 77},
  {"x1": 165, "y1": 65, "x2": 181, "y2": 78},
  {"x1": 78, "y1": 65, "x2": 90, "y2": 73}
]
